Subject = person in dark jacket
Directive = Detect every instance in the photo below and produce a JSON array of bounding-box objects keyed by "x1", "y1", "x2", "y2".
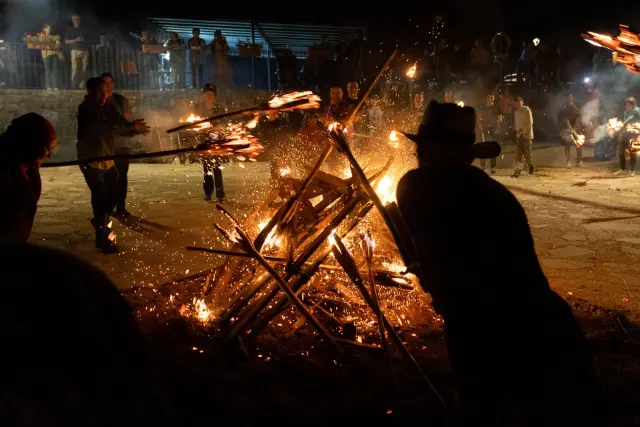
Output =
[
  {"x1": 0, "y1": 113, "x2": 57, "y2": 243},
  {"x1": 558, "y1": 94, "x2": 584, "y2": 168},
  {"x1": 77, "y1": 77, "x2": 148, "y2": 253},
  {"x1": 101, "y1": 72, "x2": 134, "y2": 216},
  {"x1": 397, "y1": 101, "x2": 594, "y2": 426},
  {"x1": 615, "y1": 96, "x2": 640, "y2": 176},
  {"x1": 194, "y1": 83, "x2": 226, "y2": 202}
]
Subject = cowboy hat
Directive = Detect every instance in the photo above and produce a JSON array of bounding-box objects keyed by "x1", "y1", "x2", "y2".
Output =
[{"x1": 403, "y1": 100, "x2": 501, "y2": 159}]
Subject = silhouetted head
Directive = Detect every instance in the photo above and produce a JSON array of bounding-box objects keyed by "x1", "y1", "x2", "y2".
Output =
[
  {"x1": 86, "y1": 77, "x2": 107, "y2": 105},
  {"x1": 203, "y1": 83, "x2": 217, "y2": 105},
  {"x1": 404, "y1": 101, "x2": 500, "y2": 168},
  {"x1": 171, "y1": 31, "x2": 178, "y2": 40},
  {"x1": 71, "y1": 14, "x2": 80, "y2": 28},
  {"x1": 516, "y1": 96, "x2": 525, "y2": 108},
  {"x1": 1, "y1": 113, "x2": 56, "y2": 167},
  {"x1": 330, "y1": 87, "x2": 343, "y2": 104},
  {"x1": 0, "y1": 243, "x2": 168, "y2": 425},
  {"x1": 346, "y1": 81, "x2": 359, "y2": 100},
  {"x1": 443, "y1": 90, "x2": 454, "y2": 103},
  {"x1": 192, "y1": 28, "x2": 200, "y2": 37},
  {"x1": 99, "y1": 72, "x2": 114, "y2": 98},
  {"x1": 568, "y1": 94, "x2": 574, "y2": 105}
]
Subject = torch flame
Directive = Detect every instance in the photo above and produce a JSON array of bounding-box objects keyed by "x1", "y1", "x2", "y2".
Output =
[
  {"x1": 575, "y1": 134, "x2": 586, "y2": 146},
  {"x1": 179, "y1": 113, "x2": 212, "y2": 131},
  {"x1": 246, "y1": 113, "x2": 259, "y2": 129},
  {"x1": 608, "y1": 118, "x2": 624, "y2": 132},
  {"x1": 375, "y1": 175, "x2": 397, "y2": 205},
  {"x1": 388, "y1": 130, "x2": 398, "y2": 141},
  {"x1": 583, "y1": 25, "x2": 640, "y2": 74},
  {"x1": 456, "y1": 101, "x2": 465, "y2": 107},
  {"x1": 268, "y1": 91, "x2": 321, "y2": 111},
  {"x1": 406, "y1": 63, "x2": 417, "y2": 79}
]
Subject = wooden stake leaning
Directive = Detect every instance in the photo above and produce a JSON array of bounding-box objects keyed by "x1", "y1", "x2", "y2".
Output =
[{"x1": 213, "y1": 204, "x2": 343, "y2": 354}]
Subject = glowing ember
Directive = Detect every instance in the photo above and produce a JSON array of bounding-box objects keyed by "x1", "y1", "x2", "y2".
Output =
[
  {"x1": 257, "y1": 220, "x2": 269, "y2": 232},
  {"x1": 388, "y1": 130, "x2": 398, "y2": 141},
  {"x1": 279, "y1": 167, "x2": 292, "y2": 177},
  {"x1": 456, "y1": 101, "x2": 465, "y2": 107},
  {"x1": 268, "y1": 91, "x2": 321, "y2": 111},
  {"x1": 327, "y1": 121, "x2": 341, "y2": 132},
  {"x1": 343, "y1": 167, "x2": 352, "y2": 179},
  {"x1": 405, "y1": 63, "x2": 417, "y2": 79},
  {"x1": 328, "y1": 230, "x2": 339, "y2": 250},
  {"x1": 194, "y1": 298, "x2": 212, "y2": 323}
]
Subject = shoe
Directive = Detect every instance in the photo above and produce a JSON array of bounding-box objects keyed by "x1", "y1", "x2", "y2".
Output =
[
  {"x1": 577, "y1": 161, "x2": 585, "y2": 168},
  {"x1": 529, "y1": 166, "x2": 535, "y2": 175},
  {"x1": 490, "y1": 168, "x2": 497, "y2": 175},
  {"x1": 565, "y1": 161, "x2": 571, "y2": 168},
  {"x1": 204, "y1": 195, "x2": 212, "y2": 201},
  {"x1": 95, "y1": 227, "x2": 118, "y2": 254},
  {"x1": 630, "y1": 170, "x2": 636, "y2": 177},
  {"x1": 511, "y1": 169, "x2": 521, "y2": 178},
  {"x1": 614, "y1": 169, "x2": 625, "y2": 175},
  {"x1": 217, "y1": 197, "x2": 227, "y2": 203},
  {"x1": 115, "y1": 206, "x2": 131, "y2": 217}
]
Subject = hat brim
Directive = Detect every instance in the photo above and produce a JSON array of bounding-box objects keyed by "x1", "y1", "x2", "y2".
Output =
[{"x1": 401, "y1": 132, "x2": 501, "y2": 159}]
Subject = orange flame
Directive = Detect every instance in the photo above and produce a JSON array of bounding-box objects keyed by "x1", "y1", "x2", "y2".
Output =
[
  {"x1": 246, "y1": 113, "x2": 259, "y2": 129},
  {"x1": 179, "y1": 113, "x2": 212, "y2": 131},
  {"x1": 406, "y1": 63, "x2": 417, "y2": 79},
  {"x1": 268, "y1": 91, "x2": 321, "y2": 111}
]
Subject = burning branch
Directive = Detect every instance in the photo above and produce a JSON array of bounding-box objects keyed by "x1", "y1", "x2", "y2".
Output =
[
  {"x1": 582, "y1": 25, "x2": 640, "y2": 74},
  {"x1": 212, "y1": 204, "x2": 343, "y2": 354}
]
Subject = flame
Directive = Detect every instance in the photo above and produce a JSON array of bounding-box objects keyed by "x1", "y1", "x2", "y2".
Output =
[
  {"x1": 179, "y1": 113, "x2": 212, "y2": 131},
  {"x1": 608, "y1": 118, "x2": 624, "y2": 132},
  {"x1": 246, "y1": 113, "x2": 259, "y2": 129},
  {"x1": 375, "y1": 175, "x2": 397, "y2": 205},
  {"x1": 406, "y1": 63, "x2": 417, "y2": 79},
  {"x1": 327, "y1": 121, "x2": 341, "y2": 132},
  {"x1": 343, "y1": 167, "x2": 352, "y2": 179},
  {"x1": 456, "y1": 101, "x2": 465, "y2": 107},
  {"x1": 279, "y1": 167, "x2": 292, "y2": 177},
  {"x1": 268, "y1": 91, "x2": 321, "y2": 111},
  {"x1": 388, "y1": 130, "x2": 398, "y2": 141},
  {"x1": 381, "y1": 261, "x2": 407, "y2": 274},
  {"x1": 328, "y1": 230, "x2": 339, "y2": 252},
  {"x1": 575, "y1": 134, "x2": 586, "y2": 146},
  {"x1": 194, "y1": 298, "x2": 212, "y2": 323},
  {"x1": 257, "y1": 220, "x2": 269, "y2": 232}
]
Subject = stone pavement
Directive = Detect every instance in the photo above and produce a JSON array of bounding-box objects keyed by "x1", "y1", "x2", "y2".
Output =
[{"x1": 33, "y1": 142, "x2": 640, "y2": 316}]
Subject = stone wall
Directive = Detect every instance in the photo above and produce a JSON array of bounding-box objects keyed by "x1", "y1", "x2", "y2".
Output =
[{"x1": 0, "y1": 88, "x2": 269, "y2": 160}]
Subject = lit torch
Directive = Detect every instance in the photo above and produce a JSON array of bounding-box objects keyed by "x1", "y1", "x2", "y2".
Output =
[
  {"x1": 406, "y1": 63, "x2": 417, "y2": 79},
  {"x1": 456, "y1": 101, "x2": 465, "y2": 107},
  {"x1": 388, "y1": 130, "x2": 399, "y2": 148}
]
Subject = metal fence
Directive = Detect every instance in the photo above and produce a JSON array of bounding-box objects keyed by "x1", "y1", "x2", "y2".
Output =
[{"x1": 0, "y1": 42, "x2": 275, "y2": 90}]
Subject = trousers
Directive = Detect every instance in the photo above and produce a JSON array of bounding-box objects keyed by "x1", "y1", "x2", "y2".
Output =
[
  {"x1": 191, "y1": 63, "x2": 204, "y2": 89},
  {"x1": 203, "y1": 159, "x2": 225, "y2": 199},
  {"x1": 71, "y1": 49, "x2": 89, "y2": 89},
  {"x1": 80, "y1": 165, "x2": 118, "y2": 228},
  {"x1": 113, "y1": 157, "x2": 130, "y2": 209},
  {"x1": 43, "y1": 54, "x2": 58, "y2": 89},
  {"x1": 515, "y1": 137, "x2": 534, "y2": 169},
  {"x1": 619, "y1": 140, "x2": 637, "y2": 171}
]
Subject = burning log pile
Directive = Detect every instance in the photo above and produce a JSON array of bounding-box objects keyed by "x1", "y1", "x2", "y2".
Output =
[{"x1": 168, "y1": 52, "x2": 443, "y2": 400}]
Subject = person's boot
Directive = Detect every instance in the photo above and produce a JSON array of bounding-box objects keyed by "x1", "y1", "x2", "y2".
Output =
[
  {"x1": 614, "y1": 169, "x2": 626, "y2": 175},
  {"x1": 204, "y1": 194, "x2": 212, "y2": 201},
  {"x1": 511, "y1": 169, "x2": 521, "y2": 178},
  {"x1": 114, "y1": 205, "x2": 131, "y2": 217},
  {"x1": 565, "y1": 161, "x2": 571, "y2": 168},
  {"x1": 577, "y1": 161, "x2": 585, "y2": 168},
  {"x1": 529, "y1": 165, "x2": 535, "y2": 175},
  {"x1": 95, "y1": 226, "x2": 118, "y2": 254}
]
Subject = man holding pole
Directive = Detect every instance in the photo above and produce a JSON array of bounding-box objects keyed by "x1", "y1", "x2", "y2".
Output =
[{"x1": 397, "y1": 101, "x2": 593, "y2": 425}]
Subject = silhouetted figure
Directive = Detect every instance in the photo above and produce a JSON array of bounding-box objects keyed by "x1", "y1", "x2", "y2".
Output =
[
  {"x1": 195, "y1": 84, "x2": 225, "y2": 201},
  {"x1": 0, "y1": 113, "x2": 56, "y2": 243},
  {"x1": 397, "y1": 101, "x2": 594, "y2": 426},
  {"x1": 0, "y1": 243, "x2": 169, "y2": 426}
]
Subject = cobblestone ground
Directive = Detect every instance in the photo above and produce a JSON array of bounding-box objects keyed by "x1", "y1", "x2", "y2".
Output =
[{"x1": 34, "y1": 142, "x2": 640, "y2": 317}]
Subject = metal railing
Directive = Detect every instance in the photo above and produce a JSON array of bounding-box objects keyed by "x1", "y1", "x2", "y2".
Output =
[{"x1": 0, "y1": 42, "x2": 268, "y2": 90}]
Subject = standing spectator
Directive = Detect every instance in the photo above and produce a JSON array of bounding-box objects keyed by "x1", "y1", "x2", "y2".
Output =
[
  {"x1": 558, "y1": 94, "x2": 583, "y2": 168},
  {"x1": 211, "y1": 30, "x2": 233, "y2": 89},
  {"x1": 477, "y1": 93, "x2": 503, "y2": 174},
  {"x1": 325, "y1": 87, "x2": 353, "y2": 124},
  {"x1": 100, "y1": 72, "x2": 134, "y2": 216},
  {"x1": 95, "y1": 35, "x2": 114, "y2": 75},
  {"x1": 166, "y1": 32, "x2": 186, "y2": 89},
  {"x1": 40, "y1": 24, "x2": 60, "y2": 90},
  {"x1": 0, "y1": 113, "x2": 57, "y2": 243},
  {"x1": 346, "y1": 81, "x2": 359, "y2": 107},
  {"x1": 188, "y1": 28, "x2": 206, "y2": 89},
  {"x1": 512, "y1": 96, "x2": 535, "y2": 177},
  {"x1": 615, "y1": 97, "x2": 640, "y2": 176},
  {"x1": 469, "y1": 39, "x2": 490, "y2": 80},
  {"x1": 141, "y1": 31, "x2": 160, "y2": 89},
  {"x1": 65, "y1": 14, "x2": 88, "y2": 89},
  {"x1": 194, "y1": 84, "x2": 225, "y2": 201}
]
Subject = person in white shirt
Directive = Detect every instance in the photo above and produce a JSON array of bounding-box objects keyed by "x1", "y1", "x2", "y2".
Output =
[{"x1": 512, "y1": 96, "x2": 535, "y2": 177}]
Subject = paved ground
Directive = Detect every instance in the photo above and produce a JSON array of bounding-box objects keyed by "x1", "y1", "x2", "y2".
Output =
[{"x1": 34, "y1": 141, "x2": 640, "y2": 317}]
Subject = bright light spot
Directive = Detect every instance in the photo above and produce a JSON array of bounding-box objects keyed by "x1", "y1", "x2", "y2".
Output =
[
  {"x1": 583, "y1": 77, "x2": 591, "y2": 83},
  {"x1": 533, "y1": 37, "x2": 540, "y2": 46},
  {"x1": 405, "y1": 63, "x2": 417, "y2": 79},
  {"x1": 194, "y1": 299, "x2": 212, "y2": 323},
  {"x1": 279, "y1": 167, "x2": 291, "y2": 177},
  {"x1": 456, "y1": 101, "x2": 465, "y2": 107}
]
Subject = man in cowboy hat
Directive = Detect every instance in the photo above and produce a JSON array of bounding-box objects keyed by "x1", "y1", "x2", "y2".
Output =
[{"x1": 397, "y1": 101, "x2": 594, "y2": 426}]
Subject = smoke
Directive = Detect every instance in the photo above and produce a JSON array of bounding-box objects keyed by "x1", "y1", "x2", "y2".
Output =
[{"x1": 1, "y1": 0, "x2": 59, "y2": 41}]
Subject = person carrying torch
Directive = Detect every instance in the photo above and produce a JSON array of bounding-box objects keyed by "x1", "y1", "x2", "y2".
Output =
[
  {"x1": 558, "y1": 94, "x2": 584, "y2": 168},
  {"x1": 614, "y1": 97, "x2": 640, "y2": 176}
]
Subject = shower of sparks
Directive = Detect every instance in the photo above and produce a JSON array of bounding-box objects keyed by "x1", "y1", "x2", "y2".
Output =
[{"x1": 582, "y1": 25, "x2": 640, "y2": 74}]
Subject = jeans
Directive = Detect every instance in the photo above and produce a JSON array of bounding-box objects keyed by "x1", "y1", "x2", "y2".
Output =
[
  {"x1": 71, "y1": 49, "x2": 89, "y2": 89},
  {"x1": 171, "y1": 61, "x2": 186, "y2": 89},
  {"x1": 191, "y1": 63, "x2": 204, "y2": 89},
  {"x1": 619, "y1": 140, "x2": 637, "y2": 171},
  {"x1": 43, "y1": 54, "x2": 58, "y2": 89},
  {"x1": 515, "y1": 137, "x2": 534, "y2": 169},
  {"x1": 203, "y1": 159, "x2": 225, "y2": 199},
  {"x1": 80, "y1": 165, "x2": 118, "y2": 228},
  {"x1": 113, "y1": 157, "x2": 130, "y2": 209}
]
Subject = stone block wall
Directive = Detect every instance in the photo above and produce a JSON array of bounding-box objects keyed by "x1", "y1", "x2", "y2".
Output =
[{"x1": 0, "y1": 88, "x2": 269, "y2": 160}]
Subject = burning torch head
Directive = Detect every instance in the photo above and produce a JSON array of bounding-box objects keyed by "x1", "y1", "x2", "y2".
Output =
[{"x1": 402, "y1": 101, "x2": 501, "y2": 163}]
